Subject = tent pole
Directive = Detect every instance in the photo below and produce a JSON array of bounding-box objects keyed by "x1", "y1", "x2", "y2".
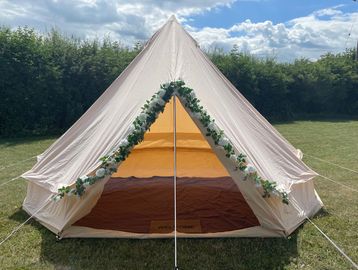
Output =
[{"x1": 173, "y1": 95, "x2": 178, "y2": 270}]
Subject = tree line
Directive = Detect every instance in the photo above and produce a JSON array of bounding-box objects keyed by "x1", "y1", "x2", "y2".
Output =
[{"x1": 0, "y1": 27, "x2": 357, "y2": 137}]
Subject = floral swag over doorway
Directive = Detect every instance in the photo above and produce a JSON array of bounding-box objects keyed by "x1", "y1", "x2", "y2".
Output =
[{"x1": 55, "y1": 80, "x2": 289, "y2": 205}]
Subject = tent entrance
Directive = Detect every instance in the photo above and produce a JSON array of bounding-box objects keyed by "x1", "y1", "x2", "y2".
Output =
[{"x1": 74, "y1": 97, "x2": 259, "y2": 234}]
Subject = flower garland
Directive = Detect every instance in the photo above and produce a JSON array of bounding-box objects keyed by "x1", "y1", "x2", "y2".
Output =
[
  {"x1": 54, "y1": 82, "x2": 176, "y2": 201},
  {"x1": 54, "y1": 80, "x2": 289, "y2": 205},
  {"x1": 176, "y1": 83, "x2": 289, "y2": 204}
]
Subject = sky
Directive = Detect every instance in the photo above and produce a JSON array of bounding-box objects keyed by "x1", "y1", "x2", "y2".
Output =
[{"x1": 0, "y1": 0, "x2": 357, "y2": 62}]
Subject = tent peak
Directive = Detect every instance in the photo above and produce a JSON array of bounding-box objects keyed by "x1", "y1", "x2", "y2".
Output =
[{"x1": 168, "y1": 14, "x2": 178, "y2": 22}]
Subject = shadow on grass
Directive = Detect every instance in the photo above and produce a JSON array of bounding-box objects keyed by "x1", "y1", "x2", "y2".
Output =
[
  {"x1": 313, "y1": 207, "x2": 330, "y2": 219},
  {"x1": 270, "y1": 115, "x2": 358, "y2": 125},
  {"x1": 9, "y1": 208, "x2": 303, "y2": 270},
  {"x1": 0, "y1": 135, "x2": 58, "y2": 147}
]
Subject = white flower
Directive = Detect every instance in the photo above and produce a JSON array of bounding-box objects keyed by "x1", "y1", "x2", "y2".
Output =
[
  {"x1": 53, "y1": 195, "x2": 61, "y2": 202},
  {"x1": 138, "y1": 113, "x2": 147, "y2": 123},
  {"x1": 255, "y1": 181, "x2": 261, "y2": 188},
  {"x1": 244, "y1": 165, "x2": 256, "y2": 175},
  {"x1": 149, "y1": 99, "x2": 157, "y2": 108},
  {"x1": 79, "y1": 175, "x2": 89, "y2": 182},
  {"x1": 119, "y1": 139, "x2": 129, "y2": 147},
  {"x1": 189, "y1": 91, "x2": 196, "y2": 99},
  {"x1": 157, "y1": 89, "x2": 166, "y2": 98},
  {"x1": 128, "y1": 124, "x2": 136, "y2": 133},
  {"x1": 275, "y1": 184, "x2": 286, "y2": 193},
  {"x1": 192, "y1": 112, "x2": 201, "y2": 119},
  {"x1": 83, "y1": 181, "x2": 91, "y2": 187},
  {"x1": 208, "y1": 122, "x2": 219, "y2": 132},
  {"x1": 106, "y1": 157, "x2": 116, "y2": 165},
  {"x1": 96, "y1": 168, "x2": 106, "y2": 178},
  {"x1": 218, "y1": 137, "x2": 230, "y2": 146},
  {"x1": 230, "y1": 154, "x2": 237, "y2": 162},
  {"x1": 68, "y1": 188, "x2": 76, "y2": 196}
]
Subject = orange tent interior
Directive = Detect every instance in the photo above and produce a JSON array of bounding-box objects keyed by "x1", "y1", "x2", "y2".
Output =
[{"x1": 75, "y1": 98, "x2": 259, "y2": 234}]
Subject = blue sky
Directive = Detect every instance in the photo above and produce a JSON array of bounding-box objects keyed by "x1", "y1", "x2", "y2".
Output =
[
  {"x1": 190, "y1": 0, "x2": 357, "y2": 27},
  {"x1": 0, "y1": 0, "x2": 357, "y2": 61}
]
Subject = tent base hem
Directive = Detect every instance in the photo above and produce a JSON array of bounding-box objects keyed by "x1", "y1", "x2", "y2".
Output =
[{"x1": 60, "y1": 225, "x2": 286, "y2": 238}]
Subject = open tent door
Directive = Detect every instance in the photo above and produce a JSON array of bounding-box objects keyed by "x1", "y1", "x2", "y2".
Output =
[{"x1": 74, "y1": 97, "x2": 260, "y2": 235}]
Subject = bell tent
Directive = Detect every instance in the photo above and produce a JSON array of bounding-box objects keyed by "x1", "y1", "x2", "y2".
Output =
[{"x1": 22, "y1": 16, "x2": 323, "y2": 239}]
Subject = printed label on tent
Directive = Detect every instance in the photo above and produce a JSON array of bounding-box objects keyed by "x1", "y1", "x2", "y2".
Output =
[{"x1": 149, "y1": 219, "x2": 202, "y2": 233}]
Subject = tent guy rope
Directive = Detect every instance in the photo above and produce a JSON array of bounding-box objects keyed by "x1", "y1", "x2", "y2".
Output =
[
  {"x1": 0, "y1": 195, "x2": 52, "y2": 246},
  {"x1": 0, "y1": 155, "x2": 37, "y2": 171},
  {"x1": 304, "y1": 154, "x2": 358, "y2": 192},
  {"x1": 0, "y1": 155, "x2": 37, "y2": 187},
  {"x1": 0, "y1": 175, "x2": 22, "y2": 187},
  {"x1": 289, "y1": 197, "x2": 358, "y2": 269},
  {"x1": 317, "y1": 174, "x2": 358, "y2": 193},
  {"x1": 305, "y1": 154, "x2": 358, "y2": 174}
]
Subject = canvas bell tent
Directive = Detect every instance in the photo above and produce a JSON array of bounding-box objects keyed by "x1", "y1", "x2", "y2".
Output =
[{"x1": 22, "y1": 16, "x2": 323, "y2": 239}]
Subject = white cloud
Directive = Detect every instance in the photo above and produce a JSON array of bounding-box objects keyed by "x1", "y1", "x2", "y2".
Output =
[
  {"x1": 313, "y1": 4, "x2": 344, "y2": 17},
  {"x1": 189, "y1": 6, "x2": 358, "y2": 61},
  {"x1": 0, "y1": 0, "x2": 234, "y2": 42},
  {"x1": 0, "y1": 1, "x2": 357, "y2": 61},
  {"x1": 314, "y1": 8, "x2": 342, "y2": 17}
]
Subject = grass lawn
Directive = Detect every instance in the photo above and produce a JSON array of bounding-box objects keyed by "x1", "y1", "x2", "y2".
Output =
[{"x1": 0, "y1": 120, "x2": 357, "y2": 270}]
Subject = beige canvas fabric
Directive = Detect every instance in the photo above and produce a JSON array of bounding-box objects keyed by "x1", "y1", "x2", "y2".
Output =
[{"x1": 22, "y1": 16, "x2": 323, "y2": 238}]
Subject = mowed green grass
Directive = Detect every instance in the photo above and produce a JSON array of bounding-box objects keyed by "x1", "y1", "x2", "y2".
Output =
[{"x1": 0, "y1": 120, "x2": 357, "y2": 270}]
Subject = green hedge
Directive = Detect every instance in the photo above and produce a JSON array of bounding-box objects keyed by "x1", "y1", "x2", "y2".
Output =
[{"x1": 0, "y1": 27, "x2": 357, "y2": 136}]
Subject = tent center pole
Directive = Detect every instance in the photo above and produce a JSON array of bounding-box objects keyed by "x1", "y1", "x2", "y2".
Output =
[{"x1": 173, "y1": 94, "x2": 178, "y2": 270}]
